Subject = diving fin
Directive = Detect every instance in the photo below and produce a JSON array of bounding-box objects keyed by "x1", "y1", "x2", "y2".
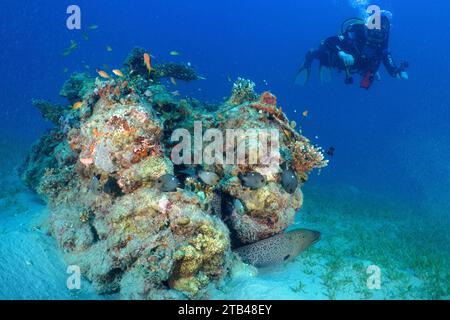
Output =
[
  {"x1": 319, "y1": 65, "x2": 332, "y2": 83},
  {"x1": 295, "y1": 67, "x2": 311, "y2": 87}
]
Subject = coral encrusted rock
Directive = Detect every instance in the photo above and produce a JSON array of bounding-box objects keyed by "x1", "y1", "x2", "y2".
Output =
[{"x1": 20, "y1": 48, "x2": 327, "y2": 300}]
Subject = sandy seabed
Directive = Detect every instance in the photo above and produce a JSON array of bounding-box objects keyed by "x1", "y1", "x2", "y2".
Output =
[{"x1": 0, "y1": 146, "x2": 448, "y2": 300}]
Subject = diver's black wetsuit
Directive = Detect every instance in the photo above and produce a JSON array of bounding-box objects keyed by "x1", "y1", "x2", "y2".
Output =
[{"x1": 303, "y1": 22, "x2": 405, "y2": 89}]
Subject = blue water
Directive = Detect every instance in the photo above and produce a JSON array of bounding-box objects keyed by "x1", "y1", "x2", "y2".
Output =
[{"x1": 0, "y1": 0, "x2": 449, "y2": 299}]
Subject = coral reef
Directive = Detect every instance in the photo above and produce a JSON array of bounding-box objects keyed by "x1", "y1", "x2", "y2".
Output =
[
  {"x1": 228, "y1": 77, "x2": 257, "y2": 105},
  {"x1": 124, "y1": 47, "x2": 199, "y2": 86},
  {"x1": 31, "y1": 99, "x2": 66, "y2": 125},
  {"x1": 20, "y1": 49, "x2": 327, "y2": 299},
  {"x1": 207, "y1": 88, "x2": 326, "y2": 244},
  {"x1": 153, "y1": 63, "x2": 199, "y2": 82},
  {"x1": 60, "y1": 72, "x2": 95, "y2": 104}
]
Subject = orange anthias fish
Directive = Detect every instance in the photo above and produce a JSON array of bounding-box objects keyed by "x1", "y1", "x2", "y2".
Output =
[
  {"x1": 112, "y1": 69, "x2": 124, "y2": 77},
  {"x1": 143, "y1": 53, "x2": 152, "y2": 74},
  {"x1": 302, "y1": 110, "x2": 309, "y2": 117},
  {"x1": 89, "y1": 142, "x2": 95, "y2": 154},
  {"x1": 92, "y1": 128, "x2": 102, "y2": 137},
  {"x1": 113, "y1": 86, "x2": 121, "y2": 97},
  {"x1": 72, "y1": 101, "x2": 83, "y2": 110},
  {"x1": 170, "y1": 77, "x2": 177, "y2": 85},
  {"x1": 97, "y1": 70, "x2": 110, "y2": 79}
]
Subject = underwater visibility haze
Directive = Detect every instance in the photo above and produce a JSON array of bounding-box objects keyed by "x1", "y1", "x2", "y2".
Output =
[{"x1": 0, "y1": 0, "x2": 449, "y2": 300}]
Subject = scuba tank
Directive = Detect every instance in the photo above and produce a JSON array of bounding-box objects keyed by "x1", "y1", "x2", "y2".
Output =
[{"x1": 340, "y1": 18, "x2": 365, "y2": 85}]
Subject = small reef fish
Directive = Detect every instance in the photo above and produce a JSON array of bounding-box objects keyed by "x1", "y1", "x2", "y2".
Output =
[
  {"x1": 143, "y1": 53, "x2": 152, "y2": 74},
  {"x1": 170, "y1": 77, "x2": 177, "y2": 85},
  {"x1": 302, "y1": 110, "x2": 309, "y2": 117},
  {"x1": 69, "y1": 40, "x2": 78, "y2": 49},
  {"x1": 156, "y1": 174, "x2": 179, "y2": 192},
  {"x1": 106, "y1": 46, "x2": 113, "y2": 52},
  {"x1": 326, "y1": 147, "x2": 335, "y2": 157},
  {"x1": 63, "y1": 68, "x2": 69, "y2": 73},
  {"x1": 88, "y1": 24, "x2": 99, "y2": 30},
  {"x1": 92, "y1": 128, "x2": 102, "y2": 137},
  {"x1": 97, "y1": 70, "x2": 110, "y2": 79},
  {"x1": 198, "y1": 170, "x2": 220, "y2": 186},
  {"x1": 112, "y1": 69, "x2": 124, "y2": 77},
  {"x1": 280, "y1": 164, "x2": 299, "y2": 194},
  {"x1": 235, "y1": 229, "x2": 321, "y2": 267},
  {"x1": 62, "y1": 40, "x2": 78, "y2": 57},
  {"x1": 170, "y1": 51, "x2": 180, "y2": 56},
  {"x1": 82, "y1": 32, "x2": 89, "y2": 41},
  {"x1": 178, "y1": 167, "x2": 220, "y2": 186},
  {"x1": 88, "y1": 175, "x2": 101, "y2": 193},
  {"x1": 238, "y1": 172, "x2": 266, "y2": 190},
  {"x1": 72, "y1": 101, "x2": 83, "y2": 110},
  {"x1": 171, "y1": 90, "x2": 180, "y2": 96}
]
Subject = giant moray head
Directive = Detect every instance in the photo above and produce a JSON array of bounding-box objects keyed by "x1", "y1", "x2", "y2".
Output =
[{"x1": 290, "y1": 228, "x2": 321, "y2": 250}]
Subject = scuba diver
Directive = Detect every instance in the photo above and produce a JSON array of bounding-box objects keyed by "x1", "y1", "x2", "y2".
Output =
[{"x1": 296, "y1": 14, "x2": 409, "y2": 89}]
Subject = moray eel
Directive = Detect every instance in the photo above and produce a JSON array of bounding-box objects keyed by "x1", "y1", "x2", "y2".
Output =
[{"x1": 235, "y1": 229, "x2": 320, "y2": 267}]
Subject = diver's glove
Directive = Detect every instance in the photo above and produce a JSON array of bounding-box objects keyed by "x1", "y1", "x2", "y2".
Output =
[
  {"x1": 397, "y1": 62, "x2": 409, "y2": 80},
  {"x1": 397, "y1": 71, "x2": 409, "y2": 80},
  {"x1": 338, "y1": 51, "x2": 355, "y2": 67}
]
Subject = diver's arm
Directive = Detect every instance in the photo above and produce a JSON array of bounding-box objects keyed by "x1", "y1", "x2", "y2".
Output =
[
  {"x1": 322, "y1": 36, "x2": 343, "y2": 55},
  {"x1": 383, "y1": 51, "x2": 399, "y2": 76},
  {"x1": 383, "y1": 52, "x2": 408, "y2": 79},
  {"x1": 323, "y1": 36, "x2": 355, "y2": 67}
]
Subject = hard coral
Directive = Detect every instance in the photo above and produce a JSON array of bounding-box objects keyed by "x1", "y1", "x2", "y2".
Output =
[
  {"x1": 60, "y1": 72, "x2": 95, "y2": 104},
  {"x1": 223, "y1": 180, "x2": 303, "y2": 244},
  {"x1": 124, "y1": 47, "x2": 150, "y2": 79},
  {"x1": 32, "y1": 99, "x2": 66, "y2": 125},
  {"x1": 260, "y1": 91, "x2": 277, "y2": 106},
  {"x1": 125, "y1": 47, "x2": 199, "y2": 83},
  {"x1": 153, "y1": 63, "x2": 199, "y2": 82},
  {"x1": 289, "y1": 140, "x2": 328, "y2": 174},
  {"x1": 169, "y1": 219, "x2": 230, "y2": 296},
  {"x1": 73, "y1": 95, "x2": 168, "y2": 194},
  {"x1": 228, "y1": 78, "x2": 257, "y2": 105}
]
